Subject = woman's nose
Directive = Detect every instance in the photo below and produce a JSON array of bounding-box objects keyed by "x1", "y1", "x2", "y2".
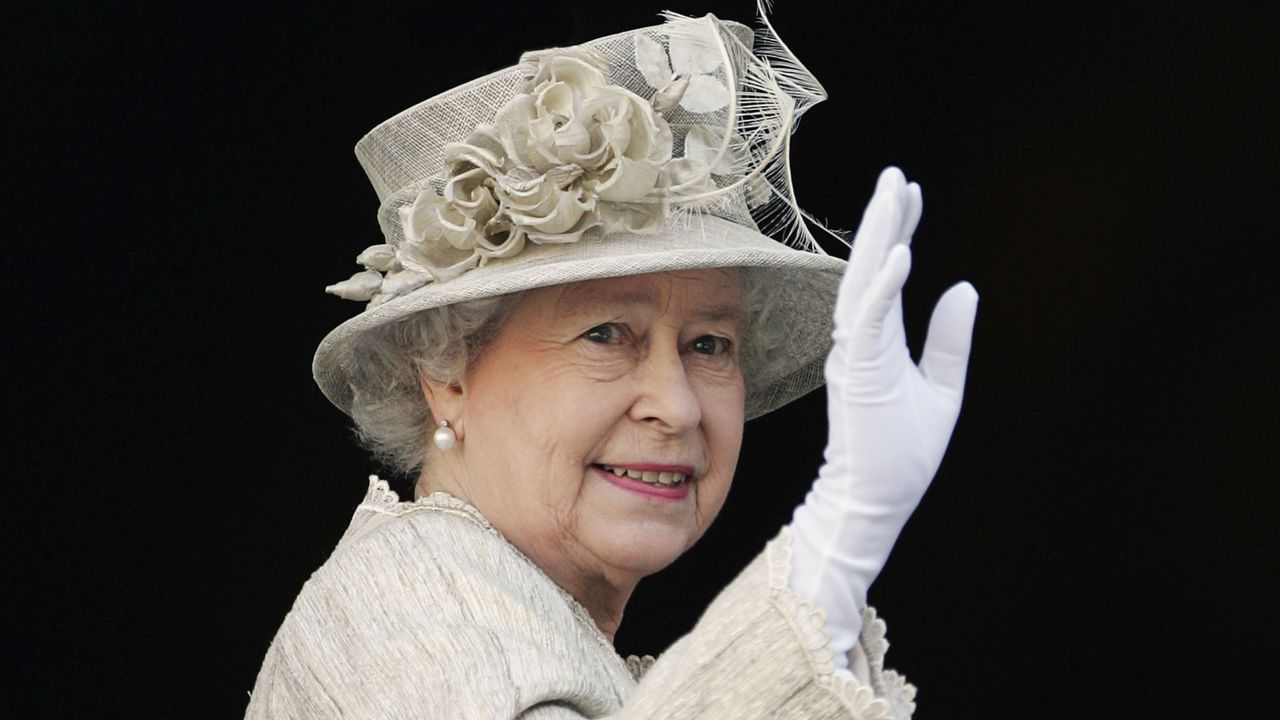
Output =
[{"x1": 629, "y1": 343, "x2": 701, "y2": 433}]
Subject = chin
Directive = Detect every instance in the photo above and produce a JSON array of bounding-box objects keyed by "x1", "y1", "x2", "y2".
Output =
[
  {"x1": 588, "y1": 521, "x2": 693, "y2": 577},
  {"x1": 608, "y1": 548, "x2": 686, "y2": 578}
]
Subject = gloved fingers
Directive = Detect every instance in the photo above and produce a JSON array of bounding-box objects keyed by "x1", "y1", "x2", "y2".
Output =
[
  {"x1": 897, "y1": 182, "x2": 922, "y2": 248},
  {"x1": 842, "y1": 169, "x2": 904, "y2": 298},
  {"x1": 860, "y1": 244, "x2": 912, "y2": 331},
  {"x1": 835, "y1": 168, "x2": 906, "y2": 330},
  {"x1": 919, "y1": 281, "x2": 979, "y2": 396}
]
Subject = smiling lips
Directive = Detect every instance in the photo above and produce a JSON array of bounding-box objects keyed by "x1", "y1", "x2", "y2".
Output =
[
  {"x1": 598, "y1": 464, "x2": 689, "y2": 486},
  {"x1": 593, "y1": 463, "x2": 694, "y2": 500}
]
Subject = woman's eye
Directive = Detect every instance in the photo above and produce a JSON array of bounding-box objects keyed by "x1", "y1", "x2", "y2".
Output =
[
  {"x1": 690, "y1": 335, "x2": 731, "y2": 355},
  {"x1": 582, "y1": 324, "x2": 620, "y2": 344}
]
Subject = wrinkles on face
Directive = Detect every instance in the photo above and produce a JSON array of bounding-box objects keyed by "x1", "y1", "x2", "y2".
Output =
[
  {"x1": 450, "y1": 269, "x2": 746, "y2": 628},
  {"x1": 552, "y1": 273, "x2": 744, "y2": 385}
]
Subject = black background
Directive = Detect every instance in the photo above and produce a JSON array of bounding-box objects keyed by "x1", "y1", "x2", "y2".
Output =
[{"x1": 5, "y1": 1, "x2": 1277, "y2": 717}]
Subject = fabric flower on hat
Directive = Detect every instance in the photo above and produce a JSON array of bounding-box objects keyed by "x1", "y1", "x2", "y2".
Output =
[
  {"x1": 331, "y1": 44, "x2": 724, "y2": 304},
  {"x1": 327, "y1": 31, "x2": 747, "y2": 304},
  {"x1": 482, "y1": 52, "x2": 677, "y2": 241}
]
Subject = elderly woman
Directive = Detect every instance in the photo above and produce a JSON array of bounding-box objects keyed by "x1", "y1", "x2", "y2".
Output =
[{"x1": 247, "y1": 10, "x2": 976, "y2": 720}]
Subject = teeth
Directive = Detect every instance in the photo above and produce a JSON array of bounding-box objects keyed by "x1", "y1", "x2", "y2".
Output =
[{"x1": 600, "y1": 465, "x2": 688, "y2": 485}]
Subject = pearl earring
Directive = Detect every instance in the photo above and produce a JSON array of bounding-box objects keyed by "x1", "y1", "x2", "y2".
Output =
[{"x1": 432, "y1": 419, "x2": 457, "y2": 451}]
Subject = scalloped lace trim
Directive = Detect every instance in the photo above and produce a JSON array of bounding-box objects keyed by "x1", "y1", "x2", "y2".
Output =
[
  {"x1": 358, "y1": 476, "x2": 630, "y2": 676},
  {"x1": 360, "y1": 475, "x2": 495, "y2": 529},
  {"x1": 766, "y1": 528, "x2": 918, "y2": 719}
]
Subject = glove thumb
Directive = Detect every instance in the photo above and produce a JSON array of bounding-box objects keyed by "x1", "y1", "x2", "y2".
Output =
[{"x1": 919, "y1": 281, "x2": 979, "y2": 396}]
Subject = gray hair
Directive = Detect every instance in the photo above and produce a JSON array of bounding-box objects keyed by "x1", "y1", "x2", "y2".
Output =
[{"x1": 348, "y1": 268, "x2": 789, "y2": 476}]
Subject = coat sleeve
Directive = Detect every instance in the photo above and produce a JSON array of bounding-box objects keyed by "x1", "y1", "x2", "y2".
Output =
[{"x1": 561, "y1": 527, "x2": 917, "y2": 720}]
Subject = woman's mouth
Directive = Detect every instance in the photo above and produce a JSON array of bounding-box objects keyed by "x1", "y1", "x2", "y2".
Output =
[
  {"x1": 592, "y1": 464, "x2": 691, "y2": 500},
  {"x1": 598, "y1": 464, "x2": 689, "y2": 485}
]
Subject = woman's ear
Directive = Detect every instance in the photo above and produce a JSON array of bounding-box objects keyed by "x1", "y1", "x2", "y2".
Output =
[{"x1": 418, "y1": 369, "x2": 467, "y2": 441}]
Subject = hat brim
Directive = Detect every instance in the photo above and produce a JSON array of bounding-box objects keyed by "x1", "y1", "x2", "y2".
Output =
[{"x1": 313, "y1": 215, "x2": 845, "y2": 420}]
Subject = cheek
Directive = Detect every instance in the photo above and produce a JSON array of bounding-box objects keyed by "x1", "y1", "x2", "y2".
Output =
[
  {"x1": 475, "y1": 357, "x2": 633, "y2": 471},
  {"x1": 696, "y1": 376, "x2": 746, "y2": 508},
  {"x1": 701, "y1": 368, "x2": 746, "y2": 442}
]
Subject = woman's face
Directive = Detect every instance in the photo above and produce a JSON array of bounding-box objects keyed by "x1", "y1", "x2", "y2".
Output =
[{"x1": 447, "y1": 269, "x2": 746, "y2": 586}]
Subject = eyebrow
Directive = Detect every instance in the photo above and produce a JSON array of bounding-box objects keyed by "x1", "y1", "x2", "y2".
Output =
[
  {"x1": 559, "y1": 287, "x2": 744, "y2": 323},
  {"x1": 691, "y1": 305, "x2": 745, "y2": 323},
  {"x1": 562, "y1": 288, "x2": 659, "y2": 314}
]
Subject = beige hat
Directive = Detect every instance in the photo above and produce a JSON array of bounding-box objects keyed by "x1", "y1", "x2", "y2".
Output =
[{"x1": 313, "y1": 9, "x2": 848, "y2": 420}]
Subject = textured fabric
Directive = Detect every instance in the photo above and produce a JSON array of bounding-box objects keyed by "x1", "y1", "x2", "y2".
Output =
[{"x1": 245, "y1": 478, "x2": 916, "y2": 719}]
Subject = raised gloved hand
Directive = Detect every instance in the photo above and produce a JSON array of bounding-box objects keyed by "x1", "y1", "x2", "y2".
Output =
[{"x1": 788, "y1": 167, "x2": 979, "y2": 668}]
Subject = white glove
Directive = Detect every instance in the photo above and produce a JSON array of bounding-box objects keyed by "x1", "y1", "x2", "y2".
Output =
[{"x1": 788, "y1": 167, "x2": 979, "y2": 669}]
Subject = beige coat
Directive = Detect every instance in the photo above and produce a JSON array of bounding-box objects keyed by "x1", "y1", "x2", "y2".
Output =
[{"x1": 245, "y1": 478, "x2": 917, "y2": 718}]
